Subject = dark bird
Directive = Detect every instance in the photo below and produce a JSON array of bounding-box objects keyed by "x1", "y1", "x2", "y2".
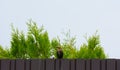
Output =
[{"x1": 56, "y1": 47, "x2": 63, "y2": 59}]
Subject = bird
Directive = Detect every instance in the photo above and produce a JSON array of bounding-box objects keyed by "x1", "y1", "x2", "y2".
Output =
[{"x1": 56, "y1": 46, "x2": 63, "y2": 59}]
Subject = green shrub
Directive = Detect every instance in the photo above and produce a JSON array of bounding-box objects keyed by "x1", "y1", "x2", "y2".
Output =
[
  {"x1": 77, "y1": 33, "x2": 106, "y2": 59},
  {"x1": 0, "y1": 20, "x2": 107, "y2": 59}
]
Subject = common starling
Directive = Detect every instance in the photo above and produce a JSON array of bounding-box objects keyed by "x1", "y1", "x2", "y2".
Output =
[{"x1": 56, "y1": 47, "x2": 63, "y2": 59}]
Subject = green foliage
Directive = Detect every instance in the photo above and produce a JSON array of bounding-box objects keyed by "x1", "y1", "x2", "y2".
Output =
[
  {"x1": 0, "y1": 45, "x2": 11, "y2": 59},
  {"x1": 61, "y1": 31, "x2": 78, "y2": 59},
  {"x1": 10, "y1": 20, "x2": 51, "y2": 59},
  {"x1": 51, "y1": 38, "x2": 60, "y2": 58},
  {"x1": 0, "y1": 20, "x2": 107, "y2": 59},
  {"x1": 10, "y1": 26, "x2": 26, "y2": 58},
  {"x1": 26, "y1": 21, "x2": 51, "y2": 59},
  {"x1": 77, "y1": 33, "x2": 106, "y2": 59}
]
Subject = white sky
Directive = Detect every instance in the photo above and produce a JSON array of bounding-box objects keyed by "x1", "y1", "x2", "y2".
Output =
[{"x1": 0, "y1": 0, "x2": 120, "y2": 58}]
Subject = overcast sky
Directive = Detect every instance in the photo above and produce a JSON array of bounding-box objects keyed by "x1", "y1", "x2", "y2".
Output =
[{"x1": 0, "y1": 0, "x2": 120, "y2": 58}]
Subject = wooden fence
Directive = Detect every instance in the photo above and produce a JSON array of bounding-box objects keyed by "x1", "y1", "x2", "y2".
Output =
[{"x1": 0, "y1": 59, "x2": 120, "y2": 70}]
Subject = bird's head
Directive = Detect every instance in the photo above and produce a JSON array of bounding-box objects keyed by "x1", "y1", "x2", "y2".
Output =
[{"x1": 56, "y1": 46, "x2": 62, "y2": 50}]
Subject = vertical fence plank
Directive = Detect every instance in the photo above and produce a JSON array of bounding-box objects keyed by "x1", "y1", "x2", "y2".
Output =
[
  {"x1": 31, "y1": 59, "x2": 44, "y2": 70},
  {"x1": 76, "y1": 59, "x2": 85, "y2": 70},
  {"x1": 46, "y1": 59, "x2": 55, "y2": 70},
  {"x1": 1, "y1": 60, "x2": 10, "y2": 70},
  {"x1": 91, "y1": 59, "x2": 100, "y2": 70},
  {"x1": 55, "y1": 59, "x2": 60, "y2": 70},
  {"x1": 107, "y1": 59, "x2": 116, "y2": 70},
  {"x1": 117, "y1": 59, "x2": 120, "y2": 70},
  {"x1": 25, "y1": 60, "x2": 31, "y2": 70},
  {"x1": 86, "y1": 60, "x2": 91, "y2": 70},
  {"x1": 10, "y1": 60, "x2": 15, "y2": 70},
  {"x1": 71, "y1": 59, "x2": 76, "y2": 70},
  {"x1": 16, "y1": 59, "x2": 25, "y2": 70},
  {"x1": 101, "y1": 60, "x2": 106, "y2": 70},
  {"x1": 61, "y1": 59, "x2": 70, "y2": 70}
]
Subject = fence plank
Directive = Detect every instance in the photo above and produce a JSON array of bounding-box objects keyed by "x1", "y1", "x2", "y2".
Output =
[
  {"x1": 25, "y1": 60, "x2": 31, "y2": 70},
  {"x1": 61, "y1": 59, "x2": 70, "y2": 70},
  {"x1": 71, "y1": 59, "x2": 76, "y2": 70},
  {"x1": 107, "y1": 59, "x2": 116, "y2": 70},
  {"x1": 55, "y1": 59, "x2": 60, "y2": 70},
  {"x1": 116, "y1": 59, "x2": 120, "y2": 70},
  {"x1": 16, "y1": 60, "x2": 25, "y2": 70},
  {"x1": 76, "y1": 59, "x2": 85, "y2": 70},
  {"x1": 46, "y1": 59, "x2": 55, "y2": 70},
  {"x1": 31, "y1": 59, "x2": 44, "y2": 70},
  {"x1": 10, "y1": 60, "x2": 15, "y2": 70},
  {"x1": 101, "y1": 60, "x2": 106, "y2": 70},
  {"x1": 91, "y1": 59, "x2": 100, "y2": 70},
  {"x1": 86, "y1": 60, "x2": 91, "y2": 70},
  {"x1": 1, "y1": 60, "x2": 10, "y2": 70}
]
